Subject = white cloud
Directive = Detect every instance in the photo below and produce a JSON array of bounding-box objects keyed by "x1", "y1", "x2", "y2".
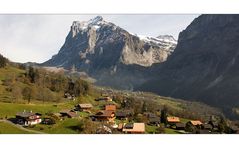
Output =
[{"x1": 0, "y1": 14, "x2": 198, "y2": 63}]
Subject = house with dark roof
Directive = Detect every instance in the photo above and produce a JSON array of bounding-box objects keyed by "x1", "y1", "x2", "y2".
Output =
[
  {"x1": 176, "y1": 123, "x2": 186, "y2": 130},
  {"x1": 16, "y1": 111, "x2": 42, "y2": 126},
  {"x1": 116, "y1": 110, "x2": 132, "y2": 120},
  {"x1": 91, "y1": 110, "x2": 115, "y2": 123},
  {"x1": 60, "y1": 110, "x2": 78, "y2": 118},
  {"x1": 75, "y1": 103, "x2": 93, "y2": 112},
  {"x1": 148, "y1": 117, "x2": 161, "y2": 126}
]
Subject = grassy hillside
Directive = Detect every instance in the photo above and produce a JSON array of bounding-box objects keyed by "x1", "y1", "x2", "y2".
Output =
[
  {"x1": 0, "y1": 66, "x2": 25, "y2": 102},
  {"x1": 97, "y1": 87, "x2": 223, "y2": 121},
  {"x1": 26, "y1": 118, "x2": 82, "y2": 134},
  {"x1": 0, "y1": 63, "x2": 92, "y2": 104},
  {"x1": 0, "y1": 102, "x2": 74, "y2": 118},
  {"x1": 0, "y1": 121, "x2": 33, "y2": 134},
  {"x1": 0, "y1": 64, "x2": 227, "y2": 134}
]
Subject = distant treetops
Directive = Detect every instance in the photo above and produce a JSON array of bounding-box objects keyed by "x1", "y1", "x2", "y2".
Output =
[{"x1": 0, "y1": 53, "x2": 8, "y2": 68}]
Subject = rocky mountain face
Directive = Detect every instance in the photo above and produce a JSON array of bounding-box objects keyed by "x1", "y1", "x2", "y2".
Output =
[
  {"x1": 43, "y1": 16, "x2": 176, "y2": 89},
  {"x1": 138, "y1": 14, "x2": 239, "y2": 119}
]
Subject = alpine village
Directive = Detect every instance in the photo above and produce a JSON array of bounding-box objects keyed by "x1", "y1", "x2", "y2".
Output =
[{"x1": 0, "y1": 15, "x2": 239, "y2": 134}]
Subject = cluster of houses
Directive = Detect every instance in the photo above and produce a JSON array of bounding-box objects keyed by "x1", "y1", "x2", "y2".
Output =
[
  {"x1": 91, "y1": 98, "x2": 146, "y2": 134},
  {"x1": 12, "y1": 94, "x2": 239, "y2": 134},
  {"x1": 165, "y1": 116, "x2": 239, "y2": 134},
  {"x1": 14, "y1": 109, "x2": 77, "y2": 126}
]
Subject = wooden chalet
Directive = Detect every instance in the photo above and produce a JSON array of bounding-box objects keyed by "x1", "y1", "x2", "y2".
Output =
[
  {"x1": 60, "y1": 110, "x2": 78, "y2": 118},
  {"x1": 105, "y1": 103, "x2": 116, "y2": 111},
  {"x1": 16, "y1": 111, "x2": 42, "y2": 126},
  {"x1": 122, "y1": 123, "x2": 145, "y2": 134},
  {"x1": 167, "y1": 117, "x2": 180, "y2": 125},
  {"x1": 92, "y1": 110, "x2": 115, "y2": 123},
  {"x1": 75, "y1": 103, "x2": 93, "y2": 112},
  {"x1": 176, "y1": 123, "x2": 186, "y2": 130},
  {"x1": 148, "y1": 117, "x2": 161, "y2": 126},
  {"x1": 186, "y1": 120, "x2": 203, "y2": 128},
  {"x1": 116, "y1": 110, "x2": 132, "y2": 120}
]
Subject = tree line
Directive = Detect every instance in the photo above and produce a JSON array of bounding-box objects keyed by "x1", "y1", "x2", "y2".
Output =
[
  {"x1": 3, "y1": 65, "x2": 90, "y2": 104},
  {"x1": 0, "y1": 54, "x2": 8, "y2": 68}
]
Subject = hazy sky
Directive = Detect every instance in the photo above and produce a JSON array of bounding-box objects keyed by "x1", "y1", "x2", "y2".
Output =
[{"x1": 0, "y1": 14, "x2": 199, "y2": 63}]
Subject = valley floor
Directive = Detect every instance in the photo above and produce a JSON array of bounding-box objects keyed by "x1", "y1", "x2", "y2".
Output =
[{"x1": 0, "y1": 97, "x2": 228, "y2": 134}]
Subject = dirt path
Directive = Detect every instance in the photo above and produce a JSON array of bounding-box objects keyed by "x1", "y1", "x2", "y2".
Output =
[{"x1": 0, "y1": 119, "x2": 46, "y2": 134}]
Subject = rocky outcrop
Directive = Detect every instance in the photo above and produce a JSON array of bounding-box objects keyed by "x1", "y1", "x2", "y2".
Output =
[{"x1": 43, "y1": 16, "x2": 176, "y2": 89}]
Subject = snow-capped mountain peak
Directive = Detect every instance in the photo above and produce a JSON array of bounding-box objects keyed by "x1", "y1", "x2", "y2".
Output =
[
  {"x1": 156, "y1": 35, "x2": 177, "y2": 44},
  {"x1": 88, "y1": 16, "x2": 104, "y2": 25},
  {"x1": 44, "y1": 16, "x2": 178, "y2": 89},
  {"x1": 129, "y1": 33, "x2": 177, "y2": 47},
  {"x1": 71, "y1": 16, "x2": 107, "y2": 37},
  {"x1": 48, "y1": 16, "x2": 177, "y2": 68}
]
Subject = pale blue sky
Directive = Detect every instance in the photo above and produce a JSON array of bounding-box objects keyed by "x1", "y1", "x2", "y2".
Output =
[{"x1": 0, "y1": 14, "x2": 199, "y2": 63}]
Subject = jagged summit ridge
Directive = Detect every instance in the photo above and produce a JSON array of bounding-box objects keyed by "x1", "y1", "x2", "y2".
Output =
[{"x1": 48, "y1": 16, "x2": 177, "y2": 68}]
